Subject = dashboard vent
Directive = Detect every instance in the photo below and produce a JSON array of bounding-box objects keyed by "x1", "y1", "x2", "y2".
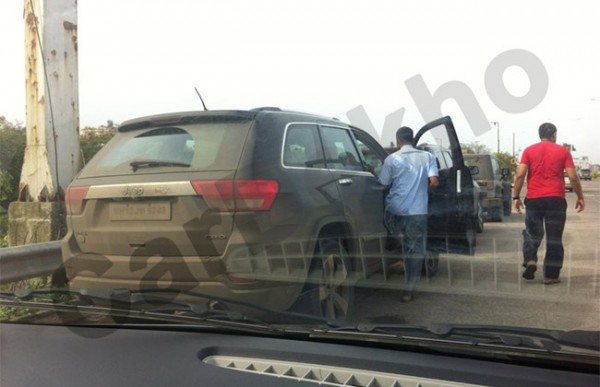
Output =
[{"x1": 203, "y1": 355, "x2": 486, "y2": 387}]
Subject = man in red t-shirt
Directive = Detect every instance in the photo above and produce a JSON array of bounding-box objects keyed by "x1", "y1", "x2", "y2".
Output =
[{"x1": 512, "y1": 123, "x2": 585, "y2": 284}]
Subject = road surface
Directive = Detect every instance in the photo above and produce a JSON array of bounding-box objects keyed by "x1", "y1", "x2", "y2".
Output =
[{"x1": 355, "y1": 179, "x2": 600, "y2": 332}]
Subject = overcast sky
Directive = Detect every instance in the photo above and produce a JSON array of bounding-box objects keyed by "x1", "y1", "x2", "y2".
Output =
[{"x1": 1, "y1": 0, "x2": 599, "y2": 163}]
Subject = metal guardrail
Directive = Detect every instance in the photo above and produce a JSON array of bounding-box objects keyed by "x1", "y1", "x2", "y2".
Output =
[{"x1": 0, "y1": 241, "x2": 62, "y2": 285}]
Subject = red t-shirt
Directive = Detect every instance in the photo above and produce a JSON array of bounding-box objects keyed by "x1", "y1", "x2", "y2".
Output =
[{"x1": 520, "y1": 141, "x2": 574, "y2": 199}]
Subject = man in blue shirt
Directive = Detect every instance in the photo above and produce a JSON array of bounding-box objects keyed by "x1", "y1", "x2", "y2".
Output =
[{"x1": 378, "y1": 127, "x2": 439, "y2": 302}]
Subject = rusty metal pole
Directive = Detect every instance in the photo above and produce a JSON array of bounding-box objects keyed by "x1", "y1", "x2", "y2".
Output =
[
  {"x1": 8, "y1": 0, "x2": 80, "y2": 246},
  {"x1": 20, "y1": 0, "x2": 80, "y2": 202}
]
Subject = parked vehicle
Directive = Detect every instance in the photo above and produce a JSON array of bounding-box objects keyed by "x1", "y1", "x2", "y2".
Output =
[
  {"x1": 386, "y1": 140, "x2": 483, "y2": 239},
  {"x1": 565, "y1": 171, "x2": 573, "y2": 191},
  {"x1": 579, "y1": 168, "x2": 592, "y2": 181},
  {"x1": 416, "y1": 142, "x2": 482, "y2": 241},
  {"x1": 463, "y1": 154, "x2": 511, "y2": 222},
  {"x1": 60, "y1": 109, "x2": 474, "y2": 320}
]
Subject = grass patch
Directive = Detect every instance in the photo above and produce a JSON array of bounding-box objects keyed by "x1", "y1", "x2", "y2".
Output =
[{"x1": 0, "y1": 276, "x2": 55, "y2": 321}]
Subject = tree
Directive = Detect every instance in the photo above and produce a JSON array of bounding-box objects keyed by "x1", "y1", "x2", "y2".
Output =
[
  {"x1": 80, "y1": 123, "x2": 117, "y2": 165},
  {"x1": 0, "y1": 117, "x2": 26, "y2": 208},
  {"x1": 562, "y1": 143, "x2": 576, "y2": 152},
  {"x1": 0, "y1": 117, "x2": 118, "y2": 208},
  {"x1": 461, "y1": 141, "x2": 491, "y2": 155},
  {"x1": 492, "y1": 151, "x2": 515, "y2": 181}
]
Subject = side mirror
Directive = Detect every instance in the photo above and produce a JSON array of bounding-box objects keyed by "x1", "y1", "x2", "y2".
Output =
[
  {"x1": 501, "y1": 168, "x2": 510, "y2": 177},
  {"x1": 468, "y1": 166, "x2": 479, "y2": 176}
]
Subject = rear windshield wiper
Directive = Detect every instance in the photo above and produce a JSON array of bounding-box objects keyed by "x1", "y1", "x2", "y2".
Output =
[{"x1": 129, "y1": 160, "x2": 190, "y2": 172}]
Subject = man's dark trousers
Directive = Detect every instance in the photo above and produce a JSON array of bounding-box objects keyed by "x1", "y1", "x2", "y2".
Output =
[{"x1": 522, "y1": 197, "x2": 567, "y2": 279}]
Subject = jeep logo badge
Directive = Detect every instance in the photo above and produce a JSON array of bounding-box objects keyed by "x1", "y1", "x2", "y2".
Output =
[{"x1": 122, "y1": 185, "x2": 144, "y2": 199}]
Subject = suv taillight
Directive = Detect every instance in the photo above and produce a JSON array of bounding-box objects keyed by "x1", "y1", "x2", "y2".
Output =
[
  {"x1": 191, "y1": 180, "x2": 278, "y2": 211},
  {"x1": 65, "y1": 186, "x2": 90, "y2": 215}
]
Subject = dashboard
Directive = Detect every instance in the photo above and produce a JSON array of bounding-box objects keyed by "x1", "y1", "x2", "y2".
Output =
[{"x1": 1, "y1": 323, "x2": 597, "y2": 386}]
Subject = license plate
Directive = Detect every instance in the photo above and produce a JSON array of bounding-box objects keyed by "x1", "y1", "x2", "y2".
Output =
[{"x1": 109, "y1": 202, "x2": 171, "y2": 221}]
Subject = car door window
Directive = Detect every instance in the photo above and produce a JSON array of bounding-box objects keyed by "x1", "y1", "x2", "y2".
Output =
[
  {"x1": 442, "y1": 151, "x2": 454, "y2": 169},
  {"x1": 320, "y1": 126, "x2": 363, "y2": 171},
  {"x1": 491, "y1": 157, "x2": 500, "y2": 175},
  {"x1": 434, "y1": 151, "x2": 446, "y2": 170},
  {"x1": 352, "y1": 128, "x2": 388, "y2": 175},
  {"x1": 355, "y1": 139, "x2": 383, "y2": 174},
  {"x1": 283, "y1": 124, "x2": 325, "y2": 169}
]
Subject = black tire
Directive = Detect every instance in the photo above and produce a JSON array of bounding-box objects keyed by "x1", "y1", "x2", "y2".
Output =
[
  {"x1": 476, "y1": 203, "x2": 484, "y2": 233},
  {"x1": 463, "y1": 217, "x2": 477, "y2": 255},
  {"x1": 301, "y1": 238, "x2": 355, "y2": 321},
  {"x1": 503, "y1": 199, "x2": 512, "y2": 216},
  {"x1": 502, "y1": 183, "x2": 512, "y2": 216},
  {"x1": 421, "y1": 249, "x2": 440, "y2": 278},
  {"x1": 490, "y1": 206, "x2": 503, "y2": 222}
]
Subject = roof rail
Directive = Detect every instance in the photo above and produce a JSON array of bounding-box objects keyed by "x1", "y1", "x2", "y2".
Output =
[{"x1": 250, "y1": 107, "x2": 282, "y2": 112}]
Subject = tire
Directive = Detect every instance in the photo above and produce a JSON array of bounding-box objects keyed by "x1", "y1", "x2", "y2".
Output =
[
  {"x1": 490, "y1": 206, "x2": 503, "y2": 222},
  {"x1": 421, "y1": 249, "x2": 440, "y2": 278},
  {"x1": 503, "y1": 198, "x2": 512, "y2": 216},
  {"x1": 476, "y1": 203, "x2": 484, "y2": 233},
  {"x1": 301, "y1": 238, "x2": 355, "y2": 321},
  {"x1": 502, "y1": 183, "x2": 512, "y2": 216},
  {"x1": 463, "y1": 217, "x2": 477, "y2": 255}
]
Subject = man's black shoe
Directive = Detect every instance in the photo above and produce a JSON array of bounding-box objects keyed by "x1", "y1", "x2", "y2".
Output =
[{"x1": 522, "y1": 262, "x2": 537, "y2": 280}]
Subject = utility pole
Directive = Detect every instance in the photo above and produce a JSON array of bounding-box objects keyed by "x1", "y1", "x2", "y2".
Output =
[
  {"x1": 512, "y1": 132, "x2": 515, "y2": 157},
  {"x1": 9, "y1": 0, "x2": 80, "y2": 246},
  {"x1": 491, "y1": 121, "x2": 500, "y2": 153}
]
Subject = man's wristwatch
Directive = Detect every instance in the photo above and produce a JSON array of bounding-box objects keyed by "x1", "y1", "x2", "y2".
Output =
[{"x1": 512, "y1": 196, "x2": 520, "y2": 200}]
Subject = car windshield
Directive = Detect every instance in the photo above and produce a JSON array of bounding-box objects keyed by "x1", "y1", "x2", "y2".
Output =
[{"x1": 1, "y1": 0, "x2": 599, "y2": 383}]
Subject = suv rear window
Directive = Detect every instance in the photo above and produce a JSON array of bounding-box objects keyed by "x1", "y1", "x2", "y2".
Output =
[{"x1": 79, "y1": 121, "x2": 252, "y2": 177}]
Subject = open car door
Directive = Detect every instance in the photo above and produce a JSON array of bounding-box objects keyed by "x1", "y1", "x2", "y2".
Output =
[{"x1": 414, "y1": 116, "x2": 477, "y2": 255}]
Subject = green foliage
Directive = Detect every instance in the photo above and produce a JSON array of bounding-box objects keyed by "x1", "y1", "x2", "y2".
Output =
[
  {"x1": 461, "y1": 141, "x2": 491, "y2": 155},
  {"x1": 0, "y1": 117, "x2": 117, "y2": 208},
  {"x1": 492, "y1": 151, "x2": 514, "y2": 169},
  {"x1": 0, "y1": 171, "x2": 13, "y2": 203},
  {"x1": 0, "y1": 117, "x2": 26, "y2": 207},
  {"x1": 80, "y1": 124, "x2": 117, "y2": 165},
  {"x1": 492, "y1": 151, "x2": 516, "y2": 182},
  {"x1": 0, "y1": 214, "x2": 7, "y2": 244},
  {"x1": 0, "y1": 276, "x2": 53, "y2": 321}
]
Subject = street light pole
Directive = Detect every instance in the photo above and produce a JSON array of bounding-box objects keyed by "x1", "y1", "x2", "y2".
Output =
[
  {"x1": 491, "y1": 121, "x2": 500, "y2": 153},
  {"x1": 512, "y1": 132, "x2": 515, "y2": 157}
]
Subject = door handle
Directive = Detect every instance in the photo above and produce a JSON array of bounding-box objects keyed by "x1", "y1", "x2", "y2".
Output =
[{"x1": 338, "y1": 178, "x2": 353, "y2": 185}]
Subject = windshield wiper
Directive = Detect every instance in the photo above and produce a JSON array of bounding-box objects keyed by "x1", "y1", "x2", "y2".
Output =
[
  {"x1": 129, "y1": 160, "x2": 190, "y2": 172},
  {"x1": 312, "y1": 323, "x2": 600, "y2": 354},
  {"x1": 0, "y1": 288, "x2": 330, "y2": 331}
]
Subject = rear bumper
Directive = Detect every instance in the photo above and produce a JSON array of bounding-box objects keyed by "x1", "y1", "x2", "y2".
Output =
[{"x1": 60, "y1": 234, "x2": 310, "y2": 311}]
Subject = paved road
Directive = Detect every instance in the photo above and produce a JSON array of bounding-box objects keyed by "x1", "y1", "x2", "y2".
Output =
[{"x1": 354, "y1": 179, "x2": 600, "y2": 332}]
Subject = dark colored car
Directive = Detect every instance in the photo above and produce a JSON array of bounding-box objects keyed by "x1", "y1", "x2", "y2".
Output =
[
  {"x1": 417, "y1": 142, "x2": 483, "y2": 238},
  {"x1": 386, "y1": 136, "x2": 481, "y2": 252},
  {"x1": 61, "y1": 108, "x2": 475, "y2": 320}
]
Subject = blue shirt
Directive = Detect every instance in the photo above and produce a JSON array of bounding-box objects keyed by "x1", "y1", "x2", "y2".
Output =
[{"x1": 378, "y1": 145, "x2": 438, "y2": 216}]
